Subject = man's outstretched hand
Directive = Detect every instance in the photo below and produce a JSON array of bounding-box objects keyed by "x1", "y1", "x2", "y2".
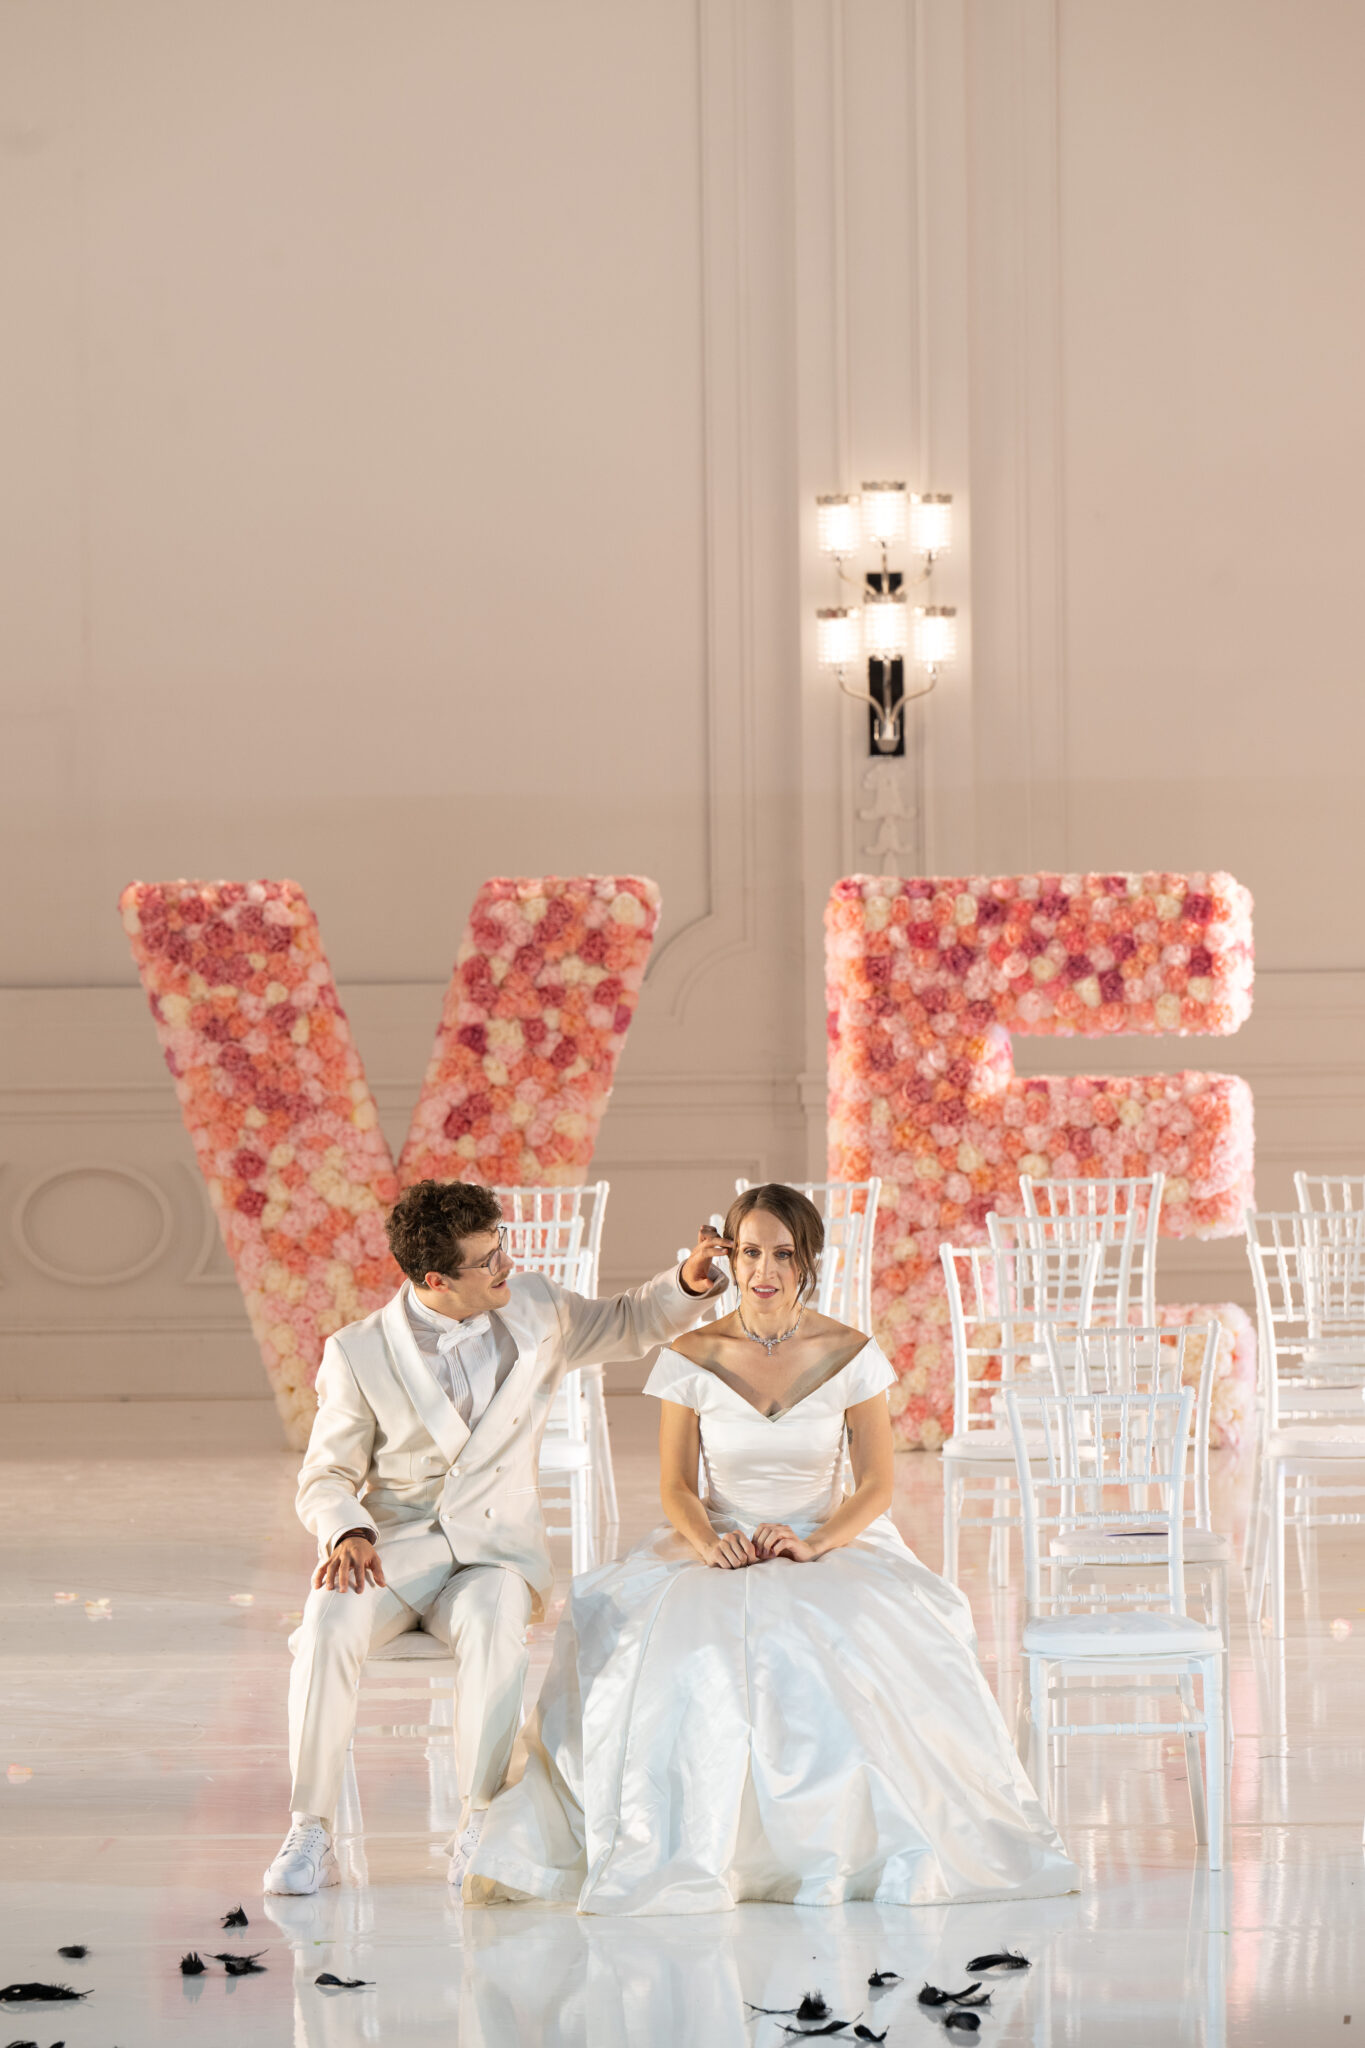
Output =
[
  {"x1": 680, "y1": 1224, "x2": 733, "y2": 1296},
  {"x1": 313, "y1": 1532, "x2": 386, "y2": 1593}
]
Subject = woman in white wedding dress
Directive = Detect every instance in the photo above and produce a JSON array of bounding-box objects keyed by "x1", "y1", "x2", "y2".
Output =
[{"x1": 465, "y1": 1183, "x2": 1078, "y2": 1916}]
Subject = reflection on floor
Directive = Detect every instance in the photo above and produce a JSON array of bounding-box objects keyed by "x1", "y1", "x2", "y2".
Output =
[{"x1": 2, "y1": 1394, "x2": 1362, "y2": 2046}]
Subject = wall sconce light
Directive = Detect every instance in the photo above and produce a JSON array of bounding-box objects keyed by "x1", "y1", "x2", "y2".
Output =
[
  {"x1": 909, "y1": 492, "x2": 952, "y2": 562},
  {"x1": 914, "y1": 603, "x2": 957, "y2": 678},
  {"x1": 813, "y1": 481, "x2": 956, "y2": 754}
]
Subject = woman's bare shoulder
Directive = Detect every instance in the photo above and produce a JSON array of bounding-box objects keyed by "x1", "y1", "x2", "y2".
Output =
[
  {"x1": 668, "y1": 1318, "x2": 743, "y2": 1367},
  {"x1": 801, "y1": 1311, "x2": 869, "y2": 1352}
]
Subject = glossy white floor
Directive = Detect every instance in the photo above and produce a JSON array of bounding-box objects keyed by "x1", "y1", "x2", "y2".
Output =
[{"x1": 2, "y1": 1395, "x2": 1362, "y2": 2048}]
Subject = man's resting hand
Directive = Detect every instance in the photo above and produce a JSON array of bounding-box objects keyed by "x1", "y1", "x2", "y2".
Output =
[{"x1": 313, "y1": 1531, "x2": 386, "y2": 1594}]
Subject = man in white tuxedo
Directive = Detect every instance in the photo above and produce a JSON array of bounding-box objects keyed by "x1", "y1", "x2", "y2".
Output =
[{"x1": 264, "y1": 1178, "x2": 727, "y2": 1896}]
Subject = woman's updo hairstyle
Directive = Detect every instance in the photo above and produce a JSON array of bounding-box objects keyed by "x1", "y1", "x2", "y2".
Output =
[{"x1": 723, "y1": 1183, "x2": 825, "y2": 1305}]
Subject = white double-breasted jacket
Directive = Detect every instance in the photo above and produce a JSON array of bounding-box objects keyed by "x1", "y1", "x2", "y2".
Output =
[{"x1": 295, "y1": 1266, "x2": 711, "y2": 1616}]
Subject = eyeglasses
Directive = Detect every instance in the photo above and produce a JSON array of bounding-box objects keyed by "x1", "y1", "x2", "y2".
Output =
[{"x1": 458, "y1": 1227, "x2": 510, "y2": 1278}]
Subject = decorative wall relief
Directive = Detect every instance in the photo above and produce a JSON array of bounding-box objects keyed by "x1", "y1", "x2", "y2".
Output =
[
  {"x1": 121, "y1": 875, "x2": 660, "y2": 1445},
  {"x1": 825, "y1": 871, "x2": 1255, "y2": 1447},
  {"x1": 856, "y1": 761, "x2": 919, "y2": 876}
]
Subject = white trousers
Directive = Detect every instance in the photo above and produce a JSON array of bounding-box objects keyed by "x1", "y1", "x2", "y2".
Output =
[{"x1": 288, "y1": 1562, "x2": 532, "y2": 1831}]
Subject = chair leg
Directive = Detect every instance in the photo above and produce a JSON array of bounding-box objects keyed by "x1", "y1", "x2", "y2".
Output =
[
  {"x1": 988, "y1": 1475, "x2": 1011, "y2": 1588},
  {"x1": 1028, "y1": 1656, "x2": 1051, "y2": 1816},
  {"x1": 1291, "y1": 1473, "x2": 1312, "y2": 1596},
  {"x1": 1179, "y1": 1673, "x2": 1209, "y2": 1846},
  {"x1": 1211, "y1": 1562, "x2": 1233, "y2": 1754},
  {"x1": 942, "y1": 1467, "x2": 960, "y2": 1585},
  {"x1": 1246, "y1": 1465, "x2": 1271, "y2": 1627},
  {"x1": 1203, "y1": 1656, "x2": 1226, "y2": 1870},
  {"x1": 336, "y1": 1737, "x2": 363, "y2": 1839},
  {"x1": 584, "y1": 1366, "x2": 620, "y2": 1527},
  {"x1": 569, "y1": 1468, "x2": 596, "y2": 1576},
  {"x1": 1271, "y1": 1464, "x2": 1287, "y2": 1641}
]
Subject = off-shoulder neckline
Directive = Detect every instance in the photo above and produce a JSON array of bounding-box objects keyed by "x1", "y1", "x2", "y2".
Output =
[{"x1": 656, "y1": 1337, "x2": 879, "y2": 1424}]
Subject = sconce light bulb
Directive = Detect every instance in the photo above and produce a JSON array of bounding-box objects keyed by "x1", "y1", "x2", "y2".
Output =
[
  {"x1": 910, "y1": 492, "x2": 953, "y2": 557},
  {"x1": 816, "y1": 606, "x2": 862, "y2": 668},
  {"x1": 914, "y1": 603, "x2": 958, "y2": 668},
  {"x1": 864, "y1": 588, "x2": 908, "y2": 660},
  {"x1": 816, "y1": 494, "x2": 861, "y2": 557},
  {"x1": 859, "y1": 481, "x2": 907, "y2": 549}
]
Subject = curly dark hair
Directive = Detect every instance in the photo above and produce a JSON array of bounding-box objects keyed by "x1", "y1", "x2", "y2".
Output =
[
  {"x1": 385, "y1": 1179, "x2": 504, "y2": 1283},
  {"x1": 723, "y1": 1182, "x2": 825, "y2": 1304}
]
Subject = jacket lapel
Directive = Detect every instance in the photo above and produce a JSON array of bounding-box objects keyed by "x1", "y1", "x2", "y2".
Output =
[{"x1": 380, "y1": 1290, "x2": 471, "y2": 1466}]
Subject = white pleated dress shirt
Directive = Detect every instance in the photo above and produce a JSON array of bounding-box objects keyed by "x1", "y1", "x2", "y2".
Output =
[{"x1": 403, "y1": 1282, "x2": 518, "y2": 1431}]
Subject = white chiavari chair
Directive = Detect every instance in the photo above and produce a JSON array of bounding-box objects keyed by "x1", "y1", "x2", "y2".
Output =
[
  {"x1": 939, "y1": 1237, "x2": 1099, "y2": 1586},
  {"x1": 1286, "y1": 1183, "x2": 1365, "y2": 1369},
  {"x1": 1043, "y1": 1320, "x2": 1232, "y2": 1746},
  {"x1": 337, "y1": 1205, "x2": 605, "y2": 1838},
  {"x1": 495, "y1": 1182, "x2": 619, "y2": 1535},
  {"x1": 1020, "y1": 1171, "x2": 1164, "y2": 1326},
  {"x1": 1244, "y1": 1209, "x2": 1365, "y2": 1638},
  {"x1": 1294, "y1": 1172, "x2": 1365, "y2": 1220},
  {"x1": 1006, "y1": 1386, "x2": 1225, "y2": 1867}
]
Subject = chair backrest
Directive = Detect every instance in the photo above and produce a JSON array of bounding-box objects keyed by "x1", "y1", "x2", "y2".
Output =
[
  {"x1": 1294, "y1": 1173, "x2": 1365, "y2": 1219},
  {"x1": 1020, "y1": 1172, "x2": 1163, "y2": 1324},
  {"x1": 502, "y1": 1212, "x2": 585, "y2": 1291},
  {"x1": 734, "y1": 1178, "x2": 882, "y2": 1333},
  {"x1": 1047, "y1": 1321, "x2": 1219, "y2": 1529},
  {"x1": 1005, "y1": 1386, "x2": 1195, "y2": 1618},
  {"x1": 1243, "y1": 1209, "x2": 1312, "y2": 1436},
  {"x1": 494, "y1": 1182, "x2": 609, "y2": 1293},
  {"x1": 940, "y1": 1239, "x2": 1099, "y2": 1439}
]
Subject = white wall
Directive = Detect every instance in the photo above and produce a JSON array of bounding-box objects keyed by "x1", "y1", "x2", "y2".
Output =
[{"x1": 3, "y1": 0, "x2": 1363, "y2": 1400}]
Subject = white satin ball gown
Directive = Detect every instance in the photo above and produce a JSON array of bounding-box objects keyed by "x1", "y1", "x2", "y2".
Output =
[{"x1": 465, "y1": 1339, "x2": 1078, "y2": 1916}]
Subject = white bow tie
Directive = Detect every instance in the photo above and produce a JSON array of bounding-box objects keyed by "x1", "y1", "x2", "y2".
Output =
[{"x1": 436, "y1": 1314, "x2": 491, "y2": 1355}]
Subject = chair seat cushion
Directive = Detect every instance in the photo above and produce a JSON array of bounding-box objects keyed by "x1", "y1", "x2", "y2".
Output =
[
  {"x1": 538, "y1": 1438, "x2": 592, "y2": 1472},
  {"x1": 1303, "y1": 1342, "x2": 1365, "y2": 1368},
  {"x1": 942, "y1": 1429, "x2": 1044, "y2": 1461},
  {"x1": 1048, "y1": 1526, "x2": 1232, "y2": 1564},
  {"x1": 1277, "y1": 1387, "x2": 1365, "y2": 1416},
  {"x1": 1265, "y1": 1426, "x2": 1365, "y2": 1459},
  {"x1": 1023, "y1": 1611, "x2": 1223, "y2": 1657}
]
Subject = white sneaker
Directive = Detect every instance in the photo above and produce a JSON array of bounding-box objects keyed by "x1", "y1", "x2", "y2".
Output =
[
  {"x1": 447, "y1": 1811, "x2": 486, "y2": 1890},
  {"x1": 263, "y1": 1819, "x2": 340, "y2": 1895}
]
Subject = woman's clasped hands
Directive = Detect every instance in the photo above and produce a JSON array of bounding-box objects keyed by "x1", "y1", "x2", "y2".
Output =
[{"x1": 703, "y1": 1522, "x2": 818, "y2": 1569}]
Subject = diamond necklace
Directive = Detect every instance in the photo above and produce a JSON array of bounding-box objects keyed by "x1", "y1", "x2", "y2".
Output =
[{"x1": 736, "y1": 1305, "x2": 805, "y2": 1357}]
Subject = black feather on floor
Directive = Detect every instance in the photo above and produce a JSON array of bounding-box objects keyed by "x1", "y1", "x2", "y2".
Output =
[
  {"x1": 796, "y1": 1994, "x2": 834, "y2": 2022},
  {"x1": 944, "y1": 2015, "x2": 982, "y2": 2035},
  {"x1": 315, "y1": 1973, "x2": 371, "y2": 1990},
  {"x1": 55, "y1": 1949, "x2": 86, "y2": 1962},
  {"x1": 965, "y1": 1950, "x2": 1029, "y2": 1973},
  {"x1": 179, "y1": 1955, "x2": 205, "y2": 1977},
  {"x1": 221, "y1": 1907, "x2": 249, "y2": 1929},
  {"x1": 215, "y1": 1954, "x2": 267, "y2": 1977},
  {"x1": 855, "y1": 2029, "x2": 888, "y2": 2043},
  {"x1": 918, "y1": 1985, "x2": 951, "y2": 2006},
  {"x1": 867, "y1": 1971, "x2": 900, "y2": 1988},
  {"x1": 747, "y1": 1989, "x2": 837, "y2": 2021},
  {"x1": 950, "y1": 1988, "x2": 992, "y2": 2008},
  {"x1": 0, "y1": 1991, "x2": 87, "y2": 2007}
]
